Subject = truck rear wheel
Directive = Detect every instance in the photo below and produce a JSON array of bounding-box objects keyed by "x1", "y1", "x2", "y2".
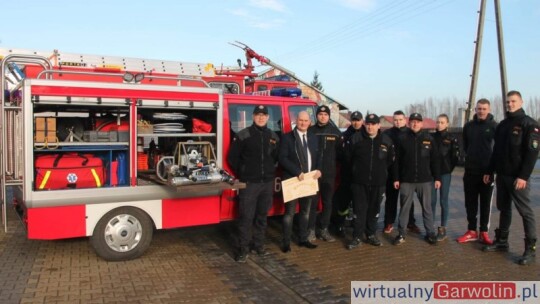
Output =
[{"x1": 90, "y1": 207, "x2": 153, "y2": 261}]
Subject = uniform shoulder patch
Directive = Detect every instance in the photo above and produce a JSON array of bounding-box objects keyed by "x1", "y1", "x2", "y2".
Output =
[
  {"x1": 236, "y1": 128, "x2": 251, "y2": 141},
  {"x1": 381, "y1": 134, "x2": 393, "y2": 147},
  {"x1": 270, "y1": 131, "x2": 280, "y2": 141},
  {"x1": 528, "y1": 123, "x2": 539, "y2": 150}
]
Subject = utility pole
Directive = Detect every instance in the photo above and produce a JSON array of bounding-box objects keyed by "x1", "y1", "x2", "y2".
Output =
[
  {"x1": 465, "y1": 0, "x2": 486, "y2": 123},
  {"x1": 494, "y1": 0, "x2": 508, "y2": 117}
]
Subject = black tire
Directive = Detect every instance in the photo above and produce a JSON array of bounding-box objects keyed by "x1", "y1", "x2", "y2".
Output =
[{"x1": 90, "y1": 207, "x2": 153, "y2": 261}]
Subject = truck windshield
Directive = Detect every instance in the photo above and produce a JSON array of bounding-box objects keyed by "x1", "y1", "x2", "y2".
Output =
[
  {"x1": 288, "y1": 105, "x2": 316, "y2": 130},
  {"x1": 228, "y1": 104, "x2": 283, "y2": 136}
]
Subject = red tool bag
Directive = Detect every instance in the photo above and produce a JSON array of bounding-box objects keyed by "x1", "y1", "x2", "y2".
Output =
[
  {"x1": 35, "y1": 153, "x2": 106, "y2": 190},
  {"x1": 192, "y1": 118, "x2": 212, "y2": 133}
]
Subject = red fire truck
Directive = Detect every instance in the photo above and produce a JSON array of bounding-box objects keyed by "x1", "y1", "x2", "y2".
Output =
[{"x1": 0, "y1": 44, "x2": 329, "y2": 261}]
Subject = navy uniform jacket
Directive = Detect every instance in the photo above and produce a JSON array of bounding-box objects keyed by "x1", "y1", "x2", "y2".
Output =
[
  {"x1": 488, "y1": 108, "x2": 540, "y2": 180},
  {"x1": 340, "y1": 125, "x2": 363, "y2": 181},
  {"x1": 308, "y1": 123, "x2": 342, "y2": 182},
  {"x1": 383, "y1": 126, "x2": 409, "y2": 146},
  {"x1": 279, "y1": 128, "x2": 320, "y2": 180},
  {"x1": 433, "y1": 129, "x2": 460, "y2": 175},
  {"x1": 346, "y1": 128, "x2": 396, "y2": 186},
  {"x1": 396, "y1": 129, "x2": 441, "y2": 183},
  {"x1": 463, "y1": 113, "x2": 497, "y2": 175},
  {"x1": 227, "y1": 124, "x2": 279, "y2": 183}
]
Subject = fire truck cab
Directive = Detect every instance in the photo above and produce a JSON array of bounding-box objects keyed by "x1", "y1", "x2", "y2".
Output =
[{"x1": 0, "y1": 47, "x2": 319, "y2": 261}]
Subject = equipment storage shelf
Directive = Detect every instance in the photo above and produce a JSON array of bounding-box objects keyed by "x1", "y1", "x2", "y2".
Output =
[
  {"x1": 34, "y1": 142, "x2": 129, "y2": 147},
  {"x1": 137, "y1": 133, "x2": 215, "y2": 138},
  {"x1": 33, "y1": 145, "x2": 129, "y2": 191},
  {"x1": 135, "y1": 106, "x2": 218, "y2": 187},
  {"x1": 32, "y1": 98, "x2": 132, "y2": 191}
]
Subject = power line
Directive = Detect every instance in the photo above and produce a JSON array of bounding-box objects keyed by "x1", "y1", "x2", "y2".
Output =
[
  {"x1": 275, "y1": 0, "x2": 413, "y2": 60},
  {"x1": 276, "y1": 0, "x2": 458, "y2": 64},
  {"x1": 280, "y1": 0, "x2": 409, "y2": 57},
  {"x1": 283, "y1": 0, "x2": 456, "y2": 62}
]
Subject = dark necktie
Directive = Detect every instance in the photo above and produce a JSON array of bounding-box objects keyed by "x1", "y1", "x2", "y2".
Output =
[{"x1": 302, "y1": 134, "x2": 308, "y2": 157}]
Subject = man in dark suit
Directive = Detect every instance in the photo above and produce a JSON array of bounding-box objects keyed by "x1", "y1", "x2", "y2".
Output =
[{"x1": 279, "y1": 111, "x2": 322, "y2": 253}]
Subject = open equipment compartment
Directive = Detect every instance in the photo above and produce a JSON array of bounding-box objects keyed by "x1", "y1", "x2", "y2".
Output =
[
  {"x1": 33, "y1": 102, "x2": 130, "y2": 190},
  {"x1": 135, "y1": 105, "x2": 218, "y2": 183}
]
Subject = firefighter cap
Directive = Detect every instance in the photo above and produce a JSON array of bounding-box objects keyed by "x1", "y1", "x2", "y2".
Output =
[
  {"x1": 316, "y1": 105, "x2": 331, "y2": 115},
  {"x1": 253, "y1": 105, "x2": 269, "y2": 115},
  {"x1": 365, "y1": 113, "x2": 380, "y2": 124},
  {"x1": 350, "y1": 111, "x2": 363, "y2": 121},
  {"x1": 409, "y1": 113, "x2": 423, "y2": 122}
]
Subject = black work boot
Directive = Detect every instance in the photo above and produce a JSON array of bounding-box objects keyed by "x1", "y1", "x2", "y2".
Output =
[
  {"x1": 436, "y1": 226, "x2": 447, "y2": 241},
  {"x1": 235, "y1": 247, "x2": 249, "y2": 263},
  {"x1": 518, "y1": 238, "x2": 536, "y2": 265},
  {"x1": 483, "y1": 228, "x2": 509, "y2": 252},
  {"x1": 318, "y1": 228, "x2": 336, "y2": 242},
  {"x1": 347, "y1": 237, "x2": 362, "y2": 250}
]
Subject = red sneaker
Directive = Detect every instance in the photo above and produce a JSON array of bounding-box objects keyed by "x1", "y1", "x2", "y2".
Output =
[
  {"x1": 479, "y1": 231, "x2": 493, "y2": 245},
  {"x1": 383, "y1": 224, "x2": 393, "y2": 234},
  {"x1": 456, "y1": 230, "x2": 478, "y2": 243}
]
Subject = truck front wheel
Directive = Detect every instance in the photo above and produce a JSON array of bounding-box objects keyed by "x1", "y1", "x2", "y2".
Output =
[{"x1": 90, "y1": 207, "x2": 153, "y2": 261}]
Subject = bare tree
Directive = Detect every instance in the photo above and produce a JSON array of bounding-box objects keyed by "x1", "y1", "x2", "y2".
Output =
[
  {"x1": 404, "y1": 95, "x2": 538, "y2": 125},
  {"x1": 407, "y1": 96, "x2": 468, "y2": 124},
  {"x1": 406, "y1": 102, "x2": 427, "y2": 116},
  {"x1": 525, "y1": 96, "x2": 539, "y2": 120},
  {"x1": 488, "y1": 95, "x2": 504, "y2": 122},
  {"x1": 440, "y1": 98, "x2": 451, "y2": 118}
]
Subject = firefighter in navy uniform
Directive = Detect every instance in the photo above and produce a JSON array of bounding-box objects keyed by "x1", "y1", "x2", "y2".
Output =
[
  {"x1": 228, "y1": 105, "x2": 280, "y2": 263},
  {"x1": 393, "y1": 113, "x2": 441, "y2": 245},
  {"x1": 483, "y1": 91, "x2": 539, "y2": 265},
  {"x1": 332, "y1": 111, "x2": 363, "y2": 236},
  {"x1": 308, "y1": 105, "x2": 343, "y2": 242},
  {"x1": 382, "y1": 110, "x2": 418, "y2": 234},
  {"x1": 346, "y1": 114, "x2": 396, "y2": 249}
]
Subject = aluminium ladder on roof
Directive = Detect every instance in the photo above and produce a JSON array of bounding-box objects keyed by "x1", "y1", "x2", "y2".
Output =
[{"x1": 0, "y1": 48, "x2": 218, "y2": 77}]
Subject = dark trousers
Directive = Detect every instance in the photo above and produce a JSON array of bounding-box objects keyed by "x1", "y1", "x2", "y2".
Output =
[
  {"x1": 495, "y1": 175, "x2": 537, "y2": 240},
  {"x1": 384, "y1": 179, "x2": 415, "y2": 226},
  {"x1": 309, "y1": 180, "x2": 334, "y2": 231},
  {"x1": 463, "y1": 172, "x2": 494, "y2": 232},
  {"x1": 237, "y1": 181, "x2": 273, "y2": 250},
  {"x1": 351, "y1": 184, "x2": 385, "y2": 238},
  {"x1": 331, "y1": 180, "x2": 352, "y2": 227},
  {"x1": 283, "y1": 195, "x2": 317, "y2": 244}
]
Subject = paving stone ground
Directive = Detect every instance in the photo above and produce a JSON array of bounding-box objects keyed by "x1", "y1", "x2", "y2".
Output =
[{"x1": 1, "y1": 169, "x2": 539, "y2": 303}]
